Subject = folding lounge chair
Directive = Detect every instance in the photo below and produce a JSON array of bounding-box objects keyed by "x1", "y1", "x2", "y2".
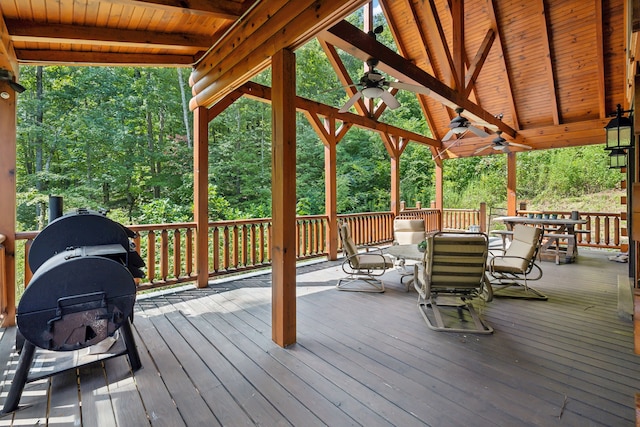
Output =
[
  {"x1": 337, "y1": 222, "x2": 394, "y2": 293},
  {"x1": 413, "y1": 232, "x2": 493, "y2": 334},
  {"x1": 486, "y1": 224, "x2": 546, "y2": 300},
  {"x1": 391, "y1": 218, "x2": 426, "y2": 284}
]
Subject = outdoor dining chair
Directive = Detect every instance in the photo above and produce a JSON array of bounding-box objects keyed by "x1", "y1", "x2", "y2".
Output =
[
  {"x1": 391, "y1": 218, "x2": 426, "y2": 284},
  {"x1": 413, "y1": 232, "x2": 493, "y2": 334},
  {"x1": 336, "y1": 221, "x2": 394, "y2": 293},
  {"x1": 486, "y1": 224, "x2": 546, "y2": 300}
]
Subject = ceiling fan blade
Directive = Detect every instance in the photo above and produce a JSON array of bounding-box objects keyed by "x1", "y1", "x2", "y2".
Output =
[
  {"x1": 442, "y1": 129, "x2": 456, "y2": 141},
  {"x1": 379, "y1": 90, "x2": 400, "y2": 109},
  {"x1": 468, "y1": 126, "x2": 489, "y2": 137},
  {"x1": 473, "y1": 144, "x2": 494, "y2": 155},
  {"x1": 339, "y1": 91, "x2": 362, "y2": 113},
  {"x1": 388, "y1": 81, "x2": 431, "y2": 96},
  {"x1": 507, "y1": 142, "x2": 532, "y2": 149}
]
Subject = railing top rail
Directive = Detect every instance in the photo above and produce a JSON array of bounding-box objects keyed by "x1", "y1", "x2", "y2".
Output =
[{"x1": 517, "y1": 210, "x2": 621, "y2": 217}]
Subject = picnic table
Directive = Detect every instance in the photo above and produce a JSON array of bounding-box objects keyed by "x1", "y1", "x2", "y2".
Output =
[{"x1": 493, "y1": 216, "x2": 588, "y2": 264}]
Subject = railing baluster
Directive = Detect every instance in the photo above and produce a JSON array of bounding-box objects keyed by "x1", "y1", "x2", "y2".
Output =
[
  {"x1": 161, "y1": 229, "x2": 169, "y2": 281},
  {"x1": 147, "y1": 230, "x2": 156, "y2": 283},
  {"x1": 186, "y1": 228, "x2": 193, "y2": 276},
  {"x1": 213, "y1": 227, "x2": 220, "y2": 272},
  {"x1": 173, "y1": 229, "x2": 181, "y2": 279}
]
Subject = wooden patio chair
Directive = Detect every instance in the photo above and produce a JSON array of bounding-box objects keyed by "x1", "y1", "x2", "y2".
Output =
[
  {"x1": 391, "y1": 218, "x2": 426, "y2": 285},
  {"x1": 486, "y1": 224, "x2": 546, "y2": 300},
  {"x1": 337, "y1": 222, "x2": 394, "y2": 293},
  {"x1": 413, "y1": 232, "x2": 493, "y2": 334}
]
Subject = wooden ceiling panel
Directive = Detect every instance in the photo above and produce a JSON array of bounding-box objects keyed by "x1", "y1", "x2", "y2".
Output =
[{"x1": 494, "y1": 1, "x2": 555, "y2": 129}]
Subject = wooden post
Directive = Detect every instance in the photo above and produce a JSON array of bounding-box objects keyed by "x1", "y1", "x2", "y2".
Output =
[
  {"x1": 271, "y1": 48, "x2": 297, "y2": 347},
  {"x1": 0, "y1": 80, "x2": 16, "y2": 325},
  {"x1": 193, "y1": 106, "x2": 209, "y2": 288},
  {"x1": 507, "y1": 152, "x2": 517, "y2": 215},
  {"x1": 324, "y1": 136, "x2": 338, "y2": 260},
  {"x1": 479, "y1": 202, "x2": 487, "y2": 232},
  {"x1": 390, "y1": 152, "x2": 400, "y2": 216},
  {"x1": 434, "y1": 162, "x2": 443, "y2": 210}
]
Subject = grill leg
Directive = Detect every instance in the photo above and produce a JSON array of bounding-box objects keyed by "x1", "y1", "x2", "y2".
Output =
[
  {"x1": 2, "y1": 340, "x2": 36, "y2": 414},
  {"x1": 120, "y1": 319, "x2": 141, "y2": 371}
]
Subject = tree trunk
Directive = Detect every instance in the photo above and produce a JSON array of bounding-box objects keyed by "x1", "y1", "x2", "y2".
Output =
[
  {"x1": 177, "y1": 68, "x2": 192, "y2": 148},
  {"x1": 35, "y1": 66, "x2": 45, "y2": 229}
]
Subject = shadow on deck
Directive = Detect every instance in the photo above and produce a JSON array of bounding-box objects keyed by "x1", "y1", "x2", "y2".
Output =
[{"x1": 0, "y1": 249, "x2": 637, "y2": 426}]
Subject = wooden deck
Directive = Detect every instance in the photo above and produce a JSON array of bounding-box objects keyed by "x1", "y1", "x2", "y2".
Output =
[{"x1": 0, "y1": 249, "x2": 637, "y2": 426}]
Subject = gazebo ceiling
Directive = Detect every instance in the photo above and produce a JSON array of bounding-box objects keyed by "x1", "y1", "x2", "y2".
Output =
[{"x1": 0, "y1": 0, "x2": 637, "y2": 158}]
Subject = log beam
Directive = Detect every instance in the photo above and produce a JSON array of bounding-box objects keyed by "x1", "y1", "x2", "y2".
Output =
[{"x1": 189, "y1": 0, "x2": 368, "y2": 109}]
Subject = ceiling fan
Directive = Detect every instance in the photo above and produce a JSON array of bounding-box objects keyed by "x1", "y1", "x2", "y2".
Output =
[
  {"x1": 442, "y1": 108, "x2": 490, "y2": 141},
  {"x1": 337, "y1": 26, "x2": 429, "y2": 113},
  {"x1": 338, "y1": 58, "x2": 430, "y2": 113},
  {"x1": 473, "y1": 131, "x2": 532, "y2": 154}
]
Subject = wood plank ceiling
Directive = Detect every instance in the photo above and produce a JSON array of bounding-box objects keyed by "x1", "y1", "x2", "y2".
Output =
[{"x1": 0, "y1": 0, "x2": 635, "y2": 159}]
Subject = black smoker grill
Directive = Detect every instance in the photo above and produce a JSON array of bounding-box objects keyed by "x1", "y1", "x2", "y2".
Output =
[{"x1": 2, "y1": 208, "x2": 145, "y2": 414}]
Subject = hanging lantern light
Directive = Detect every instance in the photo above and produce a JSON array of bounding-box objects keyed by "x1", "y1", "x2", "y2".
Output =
[
  {"x1": 604, "y1": 104, "x2": 633, "y2": 150},
  {"x1": 607, "y1": 148, "x2": 627, "y2": 169}
]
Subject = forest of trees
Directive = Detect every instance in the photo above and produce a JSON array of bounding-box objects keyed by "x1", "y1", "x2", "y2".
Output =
[{"x1": 13, "y1": 14, "x2": 620, "y2": 232}]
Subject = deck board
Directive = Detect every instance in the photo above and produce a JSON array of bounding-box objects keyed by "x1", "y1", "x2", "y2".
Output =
[{"x1": 0, "y1": 250, "x2": 637, "y2": 426}]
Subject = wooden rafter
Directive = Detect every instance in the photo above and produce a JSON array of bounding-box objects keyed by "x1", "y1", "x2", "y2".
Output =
[
  {"x1": 452, "y1": 0, "x2": 465, "y2": 91},
  {"x1": 318, "y1": 40, "x2": 368, "y2": 116},
  {"x1": 5, "y1": 20, "x2": 212, "y2": 51},
  {"x1": 237, "y1": 81, "x2": 438, "y2": 148},
  {"x1": 464, "y1": 29, "x2": 495, "y2": 97},
  {"x1": 594, "y1": 0, "x2": 606, "y2": 118},
  {"x1": 320, "y1": 19, "x2": 517, "y2": 137},
  {"x1": 536, "y1": 0, "x2": 560, "y2": 125},
  {"x1": 14, "y1": 50, "x2": 196, "y2": 66},
  {"x1": 424, "y1": 0, "x2": 457, "y2": 89},
  {"x1": 487, "y1": 0, "x2": 519, "y2": 130},
  {"x1": 127, "y1": 0, "x2": 249, "y2": 19}
]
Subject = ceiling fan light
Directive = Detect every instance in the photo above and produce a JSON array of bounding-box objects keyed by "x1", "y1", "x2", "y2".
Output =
[
  {"x1": 451, "y1": 126, "x2": 467, "y2": 134},
  {"x1": 361, "y1": 86, "x2": 384, "y2": 98}
]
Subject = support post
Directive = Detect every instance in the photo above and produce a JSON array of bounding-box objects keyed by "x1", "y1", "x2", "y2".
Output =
[
  {"x1": 435, "y1": 162, "x2": 444, "y2": 231},
  {"x1": 0, "y1": 80, "x2": 16, "y2": 325},
  {"x1": 507, "y1": 152, "x2": 517, "y2": 215},
  {"x1": 324, "y1": 137, "x2": 338, "y2": 260},
  {"x1": 390, "y1": 152, "x2": 401, "y2": 217},
  {"x1": 193, "y1": 106, "x2": 209, "y2": 288},
  {"x1": 271, "y1": 48, "x2": 297, "y2": 347}
]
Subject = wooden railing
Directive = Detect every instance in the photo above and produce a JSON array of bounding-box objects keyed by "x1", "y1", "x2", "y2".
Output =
[
  {"x1": 516, "y1": 210, "x2": 622, "y2": 249},
  {"x1": 15, "y1": 216, "x2": 330, "y2": 294},
  {"x1": 8, "y1": 207, "x2": 621, "y2": 300},
  {"x1": 441, "y1": 208, "x2": 483, "y2": 232}
]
